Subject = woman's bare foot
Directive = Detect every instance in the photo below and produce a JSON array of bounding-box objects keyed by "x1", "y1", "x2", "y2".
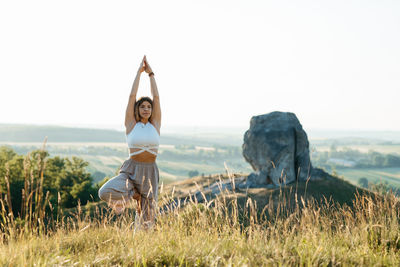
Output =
[{"x1": 132, "y1": 190, "x2": 141, "y2": 201}]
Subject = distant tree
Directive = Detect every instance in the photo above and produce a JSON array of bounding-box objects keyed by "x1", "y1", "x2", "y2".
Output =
[
  {"x1": 383, "y1": 154, "x2": 400, "y2": 167},
  {"x1": 358, "y1": 177, "x2": 369, "y2": 188},
  {"x1": 0, "y1": 146, "x2": 25, "y2": 216},
  {"x1": 371, "y1": 153, "x2": 385, "y2": 167},
  {"x1": 0, "y1": 147, "x2": 51, "y2": 216},
  {"x1": 55, "y1": 157, "x2": 95, "y2": 208},
  {"x1": 0, "y1": 146, "x2": 98, "y2": 217},
  {"x1": 188, "y1": 170, "x2": 199, "y2": 178}
]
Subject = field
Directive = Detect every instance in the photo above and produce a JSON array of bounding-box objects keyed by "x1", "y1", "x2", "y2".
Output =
[
  {"x1": 3, "y1": 138, "x2": 400, "y2": 190},
  {"x1": 0, "y1": 141, "x2": 253, "y2": 184},
  {"x1": 336, "y1": 167, "x2": 400, "y2": 188},
  {"x1": 311, "y1": 142, "x2": 400, "y2": 190},
  {"x1": 2, "y1": 125, "x2": 400, "y2": 187},
  {"x1": 313, "y1": 144, "x2": 400, "y2": 155}
]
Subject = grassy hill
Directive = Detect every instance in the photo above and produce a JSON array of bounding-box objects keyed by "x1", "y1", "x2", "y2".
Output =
[
  {"x1": 161, "y1": 173, "x2": 374, "y2": 212},
  {"x1": 1, "y1": 171, "x2": 399, "y2": 265}
]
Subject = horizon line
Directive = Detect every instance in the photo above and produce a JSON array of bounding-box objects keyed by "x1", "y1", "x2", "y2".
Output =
[{"x1": 1, "y1": 122, "x2": 400, "y2": 133}]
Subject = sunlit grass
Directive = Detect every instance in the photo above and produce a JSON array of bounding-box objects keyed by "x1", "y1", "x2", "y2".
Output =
[{"x1": 1, "y1": 170, "x2": 400, "y2": 266}]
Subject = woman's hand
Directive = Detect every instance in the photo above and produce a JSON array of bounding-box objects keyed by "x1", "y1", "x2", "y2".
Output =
[
  {"x1": 143, "y1": 55, "x2": 153, "y2": 74},
  {"x1": 137, "y1": 56, "x2": 145, "y2": 74}
]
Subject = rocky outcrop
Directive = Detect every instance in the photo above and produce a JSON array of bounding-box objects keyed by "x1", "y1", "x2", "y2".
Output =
[{"x1": 242, "y1": 112, "x2": 315, "y2": 186}]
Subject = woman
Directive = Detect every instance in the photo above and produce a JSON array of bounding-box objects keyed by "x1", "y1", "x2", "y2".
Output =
[{"x1": 98, "y1": 55, "x2": 161, "y2": 228}]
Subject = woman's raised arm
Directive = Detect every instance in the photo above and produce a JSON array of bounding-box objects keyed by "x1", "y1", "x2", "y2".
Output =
[
  {"x1": 125, "y1": 57, "x2": 145, "y2": 134},
  {"x1": 144, "y1": 56, "x2": 161, "y2": 132}
]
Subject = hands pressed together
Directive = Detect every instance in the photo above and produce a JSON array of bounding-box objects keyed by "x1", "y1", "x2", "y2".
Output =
[{"x1": 137, "y1": 55, "x2": 153, "y2": 75}]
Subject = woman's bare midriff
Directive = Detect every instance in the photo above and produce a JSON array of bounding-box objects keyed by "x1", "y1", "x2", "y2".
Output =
[{"x1": 129, "y1": 149, "x2": 157, "y2": 163}]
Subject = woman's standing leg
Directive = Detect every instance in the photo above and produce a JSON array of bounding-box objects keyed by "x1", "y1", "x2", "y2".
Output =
[
  {"x1": 133, "y1": 162, "x2": 159, "y2": 228},
  {"x1": 140, "y1": 197, "x2": 156, "y2": 222}
]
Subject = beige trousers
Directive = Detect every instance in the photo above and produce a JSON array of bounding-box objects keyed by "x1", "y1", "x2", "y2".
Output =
[{"x1": 98, "y1": 158, "x2": 159, "y2": 222}]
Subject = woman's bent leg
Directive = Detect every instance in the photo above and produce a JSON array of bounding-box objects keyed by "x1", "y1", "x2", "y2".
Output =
[{"x1": 98, "y1": 172, "x2": 135, "y2": 213}]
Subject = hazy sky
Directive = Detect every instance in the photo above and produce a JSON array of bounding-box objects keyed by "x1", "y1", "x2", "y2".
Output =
[{"x1": 1, "y1": 0, "x2": 399, "y2": 132}]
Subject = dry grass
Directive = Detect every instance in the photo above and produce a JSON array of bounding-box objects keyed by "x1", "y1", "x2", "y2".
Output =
[{"x1": 1, "y1": 168, "x2": 400, "y2": 266}]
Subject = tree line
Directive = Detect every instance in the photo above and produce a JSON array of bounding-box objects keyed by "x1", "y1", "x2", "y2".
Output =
[
  {"x1": 0, "y1": 146, "x2": 104, "y2": 219},
  {"x1": 312, "y1": 147, "x2": 400, "y2": 169}
]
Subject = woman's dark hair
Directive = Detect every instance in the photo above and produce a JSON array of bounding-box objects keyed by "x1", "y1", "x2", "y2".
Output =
[{"x1": 134, "y1": 96, "x2": 153, "y2": 122}]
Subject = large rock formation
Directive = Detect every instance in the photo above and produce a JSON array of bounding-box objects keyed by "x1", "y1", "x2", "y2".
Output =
[{"x1": 242, "y1": 112, "x2": 314, "y2": 186}]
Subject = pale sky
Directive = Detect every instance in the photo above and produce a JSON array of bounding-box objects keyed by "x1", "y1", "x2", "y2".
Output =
[{"x1": 1, "y1": 0, "x2": 399, "y2": 132}]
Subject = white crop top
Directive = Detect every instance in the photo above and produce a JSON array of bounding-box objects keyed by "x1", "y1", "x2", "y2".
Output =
[{"x1": 126, "y1": 122, "x2": 160, "y2": 156}]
